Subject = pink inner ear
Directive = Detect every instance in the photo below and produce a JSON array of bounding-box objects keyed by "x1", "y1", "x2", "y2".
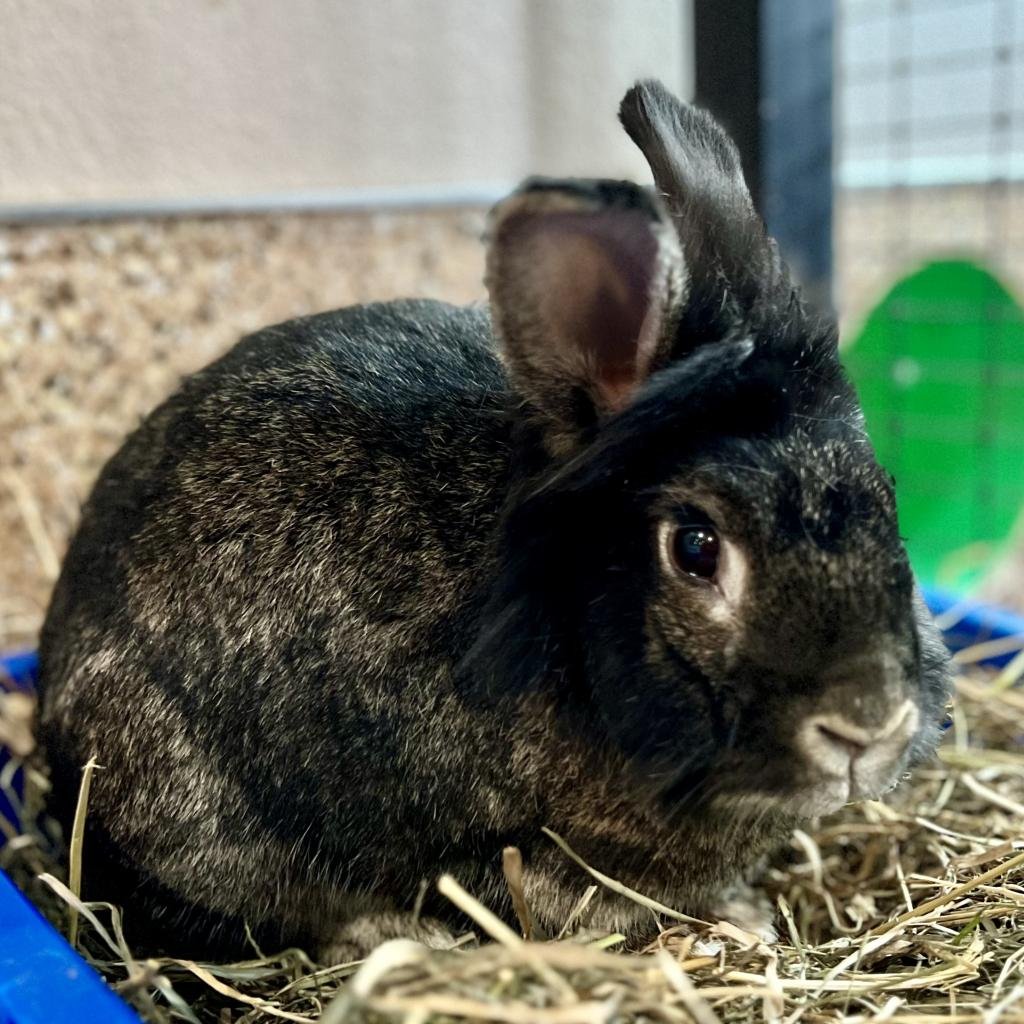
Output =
[{"x1": 537, "y1": 210, "x2": 662, "y2": 414}]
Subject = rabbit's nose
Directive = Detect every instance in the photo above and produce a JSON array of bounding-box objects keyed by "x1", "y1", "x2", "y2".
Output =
[
  {"x1": 813, "y1": 718, "x2": 871, "y2": 760},
  {"x1": 799, "y1": 700, "x2": 918, "y2": 781}
]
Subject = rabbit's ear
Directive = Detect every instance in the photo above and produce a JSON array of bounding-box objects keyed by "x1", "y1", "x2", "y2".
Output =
[
  {"x1": 618, "y1": 80, "x2": 777, "y2": 305},
  {"x1": 486, "y1": 179, "x2": 685, "y2": 445},
  {"x1": 619, "y1": 79, "x2": 755, "y2": 223}
]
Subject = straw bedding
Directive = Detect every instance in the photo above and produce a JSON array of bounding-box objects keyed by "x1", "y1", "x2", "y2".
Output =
[{"x1": 2, "y1": 642, "x2": 1023, "y2": 1024}]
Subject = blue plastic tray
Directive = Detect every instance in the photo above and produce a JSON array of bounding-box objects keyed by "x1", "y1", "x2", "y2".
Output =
[
  {"x1": 0, "y1": 870, "x2": 140, "y2": 1024},
  {"x1": 921, "y1": 585, "x2": 1024, "y2": 668},
  {"x1": 0, "y1": 653, "x2": 37, "y2": 690},
  {"x1": 1, "y1": 651, "x2": 141, "y2": 1023}
]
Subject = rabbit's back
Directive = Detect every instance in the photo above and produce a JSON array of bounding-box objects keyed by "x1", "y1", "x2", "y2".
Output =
[
  {"x1": 43, "y1": 299, "x2": 511, "y2": 673},
  {"x1": 38, "y1": 298, "x2": 518, "y2": 952},
  {"x1": 44, "y1": 297, "x2": 510, "y2": 649}
]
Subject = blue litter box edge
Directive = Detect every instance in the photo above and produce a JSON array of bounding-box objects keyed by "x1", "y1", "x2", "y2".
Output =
[
  {"x1": 0, "y1": 870, "x2": 141, "y2": 1024},
  {"x1": 0, "y1": 650, "x2": 140, "y2": 1024},
  {"x1": 921, "y1": 585, "x2": 1024, "y2": 667}
]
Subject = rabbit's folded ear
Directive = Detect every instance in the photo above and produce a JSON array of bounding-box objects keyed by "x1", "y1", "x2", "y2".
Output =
[
  {"x1": 618, "y1": 79, "x2": 783, "y2": 323},
  {"x1": 486, "y1": 179, "x2": 686, "y2": 445},
  {"x1": 618, "y1": 78, "x2": 756, "y2": 228}
]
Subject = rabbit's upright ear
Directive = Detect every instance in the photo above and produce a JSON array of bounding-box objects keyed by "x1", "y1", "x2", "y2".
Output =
[
  {"x1": 486, "y1": 179, "x2": 685, "y2": 448},
  {"x1": 618, "y1": 79, "x2": 756, "y2": 227},
  {"x1": 618, "y1": 79, "x2": 780, "y2": 313}
]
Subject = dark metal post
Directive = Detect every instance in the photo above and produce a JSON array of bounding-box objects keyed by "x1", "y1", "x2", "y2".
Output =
[
  {"x1": 695, "y1": 0, "x2": 835, "y2": 310},
  {"x1": 693, "y1": 0, "x2": 763, "y2": 214},
  {"x1": 760, "y1": 0, "x2": 835, "y2": 309}
]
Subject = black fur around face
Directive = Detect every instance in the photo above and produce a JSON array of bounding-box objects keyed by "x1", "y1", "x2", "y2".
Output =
[
  {"x1": 465, "y1": 313, "x2": 949, "y2": 818},
  {"x1": 38, "y1": 80, "x2": 951, "y2": 959}
]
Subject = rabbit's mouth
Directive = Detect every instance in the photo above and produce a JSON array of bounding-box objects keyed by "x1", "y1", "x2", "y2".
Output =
[
  {"x1": 711, "y1": 700, "x2": 921, "y2": 820},
  {"x1": 782, "y1": 699, "x2": 921, "y2": 817},
  {"x1": 721, "y1": 763, "x2": 909, "y2": 822},
  {"x1": 786, "y1": 765, "x2": 909, "y2": 819}
]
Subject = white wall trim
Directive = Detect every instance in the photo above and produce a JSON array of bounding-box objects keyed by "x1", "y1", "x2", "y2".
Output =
[
  {"x1": 0, "y1": 181, "x2": 517, "y2": 225},
  {"x1": 839, "y1": 155, "x2": 1024, "y2": 190}
]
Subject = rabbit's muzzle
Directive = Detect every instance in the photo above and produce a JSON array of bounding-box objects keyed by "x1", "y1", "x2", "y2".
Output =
[
  {"x1": 796, "y1": 699, "x2": 918, "y2": 812},
  {"x1": 790, "y1": 649, "x2": 920, "y2": 815}
]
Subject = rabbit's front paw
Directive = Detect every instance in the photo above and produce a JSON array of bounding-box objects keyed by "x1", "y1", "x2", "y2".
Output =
[
  {"x1": 704, "y1": 879, "x2": 777, "y2": 944},
  {"x1": 318, "y1": 913, "x2": 457, "y2": 964}
]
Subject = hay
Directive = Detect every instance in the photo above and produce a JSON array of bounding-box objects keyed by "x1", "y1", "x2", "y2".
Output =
[{"x1": 3, "y1": 650, "x2": 1023, "y2": 1024}]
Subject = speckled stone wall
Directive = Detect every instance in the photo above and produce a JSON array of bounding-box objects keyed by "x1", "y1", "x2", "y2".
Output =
[
  {"x1": 835, "y1": 182, "x2": 1024, "y2": 337},
  {"x1": 0, "y1": 209, "x2": 487, "y2": 650}
]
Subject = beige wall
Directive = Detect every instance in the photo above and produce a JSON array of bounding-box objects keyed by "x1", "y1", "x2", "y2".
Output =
[{"x1": 0, "y1": 0, "x2": 691, "y2": 210}]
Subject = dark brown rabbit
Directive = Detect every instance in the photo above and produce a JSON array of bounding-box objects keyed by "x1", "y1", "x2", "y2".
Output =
[{"x1": 39, "y1": 80, "x2": 951, "y2": 959}]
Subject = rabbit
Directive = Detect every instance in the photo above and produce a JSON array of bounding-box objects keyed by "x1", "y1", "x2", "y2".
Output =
[{"x1": 38, "y1": 79, "x2": 952, "y2": 961}]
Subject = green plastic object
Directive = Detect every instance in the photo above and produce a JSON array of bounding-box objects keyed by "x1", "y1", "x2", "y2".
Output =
[{"x1": 843, "y1": 259, "x2": 1024, "y2": 590}]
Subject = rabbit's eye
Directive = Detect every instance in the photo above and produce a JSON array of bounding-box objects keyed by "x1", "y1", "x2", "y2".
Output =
[{"x1": 671, "y1": 524, "x2": 720, "y2": 580}]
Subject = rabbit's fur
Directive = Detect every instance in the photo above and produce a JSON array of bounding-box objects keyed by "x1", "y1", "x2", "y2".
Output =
[{"x1": 39, "y1": 81, "x2": 951, "y2": 958}]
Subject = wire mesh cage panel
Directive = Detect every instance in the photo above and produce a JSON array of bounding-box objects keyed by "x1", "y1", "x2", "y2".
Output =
[{"x1": 836, "y1": 0, "x2": 1024, "y2": 591}]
